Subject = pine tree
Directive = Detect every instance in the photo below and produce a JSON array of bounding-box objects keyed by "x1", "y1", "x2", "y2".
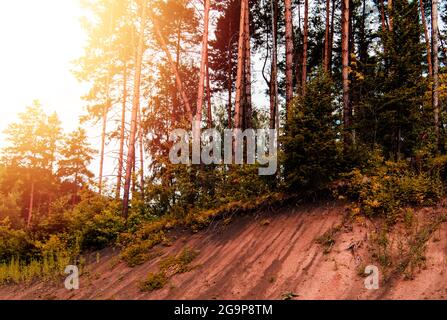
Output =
[
  {"x1": 58, "y1": 128, "x2": 96, "y2": 205},
  {"x1": 285, "y1": 0, "x2": 294, "y2": 107},
  {"x1": 378, "y1": 0, "x2": 427, "y2": 159},
  {"x1": 2, "y1": 102, "x2": 62, "y2": 227},
  {"x1": 284, "y1": 70, "x2": 339, "y2": 192}
]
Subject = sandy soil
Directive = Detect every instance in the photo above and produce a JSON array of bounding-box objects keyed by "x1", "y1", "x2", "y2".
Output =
[{"x1": 0, "y1": 201, "x2": 446, "y2": 300}]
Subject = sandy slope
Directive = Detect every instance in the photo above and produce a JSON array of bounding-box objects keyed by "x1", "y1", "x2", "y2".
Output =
[{"x1": 0, "y1": 201, "x2": 446, "y2": 300}]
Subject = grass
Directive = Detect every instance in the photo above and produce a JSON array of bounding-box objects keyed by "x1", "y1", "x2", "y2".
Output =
[
  {"x1": 122, "y1": 193, "x2": 291, "y2": 267},
  {"x1": 0, "y1": 252, "x2": 72, "y2": 285},
  {"x1": 316, "y1": 225, "x2": 341, "y2": 254},
  {"x1": 139, "y1": 248, "x2": 199, "y2": 292},
  {"x1": 398, "y1": 214, "x2": 447, "y2": 279},
  {"x1": 365, "y1": 212, "x2": 447, "y2": 282}
]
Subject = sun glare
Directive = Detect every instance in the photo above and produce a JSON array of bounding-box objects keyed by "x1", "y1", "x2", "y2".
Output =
[{"x1": 0, "y1": 0, "x2": 87, "y2": 141}]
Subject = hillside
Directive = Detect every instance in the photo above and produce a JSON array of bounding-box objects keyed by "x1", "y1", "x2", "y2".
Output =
[{"x1": 1, "y1": 201, "x2": 446, "y2": 300}]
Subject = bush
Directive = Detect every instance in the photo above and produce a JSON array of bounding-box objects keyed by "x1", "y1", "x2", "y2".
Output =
[
  {"x1": 139, "y1": 272, "x2": 168, "y2": 292},
  {"x1": 0, "y1": 220, "x2": 35, "y2": 263},
  {"x1": 63, "y1": 192, "x2": 126, "y2": 251},
  {"x1": 337, "y1": 160, "x2": 443, "y2": 220}
]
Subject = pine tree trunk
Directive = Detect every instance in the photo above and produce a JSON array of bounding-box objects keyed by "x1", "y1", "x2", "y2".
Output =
[
  {"x1": 244, "y1": 1, "x2": 252, "y2": 129},
  {"x1": 388, "y1": 0, "x2": 393, "y2": 32},
  {"x1": 153, "y1": 15, "x2": 192, "y2": 122},
  {"x1": 379, "y1": 0, "x2": 387, "y2": 32},
  {"x1": 302, "y1": 0, "x2": 309, "y2": 96},
  {"x1": 73, "y1": 172, "x2": 78, "y2": 206},
  {"x1": 122, "y1": 1, "x2": 146, "y2": 218},
  {"x1": 270, "y1": 0, "x2": 278, "y2": 129},
  {"x1": 138, "y1": 105, "x2": 145, "y2": 197},
  {"x1": 196, "y1": 0, "x2": 211, "y2": 123},
  {"x1": 116, "y1": 64, "x2": 127, "y2": 199},
  {"x1": 342, "y1": 0, "x2": 351, "y2": 147},
  {"x1": 420, "y1": 0, "x2": 433, "y2": 78},
  {"x1": 206, "y1": 53, "x2": 213, "y2": 128},
  {"x1": 432, "y1": 0, "x2": 440, "y2": 152},
  {"x1": 329, "y1": 0, "x2": 336, "y2": 70},
  {"x1": 26, "y1": 179, "x2": 35, "y2": 228},
  {"x1": 324, "y1": 0, "x2": 331, "y2": 73},
  {"x1": 132, "y1": 149, "x2": 136, "y2": 194},
  {"x1": 98, "y1": 102, "x2": 108, "y2": 195},
  {"x1": 285, "y1": 0, "x2": 294, "y2": 110},
  {"x1": 235, "y1": 0, "x2": 247, "y2": 129},
  {"x1": 228, "y1": 46, "x2": 233, "y2": 129},
  {"x1": 227, "y1": 19, "x2": 233, "y2": 129}
]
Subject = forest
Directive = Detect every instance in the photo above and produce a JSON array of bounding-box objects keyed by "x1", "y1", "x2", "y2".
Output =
[{"x1": 0, "y1": 0, "x2": 446, "y2": 292}]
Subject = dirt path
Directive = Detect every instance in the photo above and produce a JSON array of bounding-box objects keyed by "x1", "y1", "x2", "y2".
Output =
[{"x1": 0, "y1": 202, "x2": 446, "y2": 300}]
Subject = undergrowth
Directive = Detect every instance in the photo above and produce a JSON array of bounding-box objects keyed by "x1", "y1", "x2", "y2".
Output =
[
  {"x1": 139, "y1": 248, "x2": 199, "y2": 292},
  {"x1": 121, "y1": 192, "x2": 291, "y2": 266},
  {"x1": 0, "y1": 251, "x2": 74, "y2": 285}
]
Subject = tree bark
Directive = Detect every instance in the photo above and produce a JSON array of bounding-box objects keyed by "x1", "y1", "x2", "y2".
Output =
[
  {"x1": 227, "y1": 46, "x2": 233, "y2": 129},
  {"x1": 324, "y1": 0, "x2": 331, "y2": 73},
  {"x1": 302, "y1": 0, "x2": 308, "y2": 96},
  {"x1": 138, "y1": 105, "x2": 145, "y2": 197},
  {"x1": 329, "y1": 0, "x2": 336, "y2": 72},
  {"x1": 116, "y1": 64, "x2": 127, "y2": 199},
  {"x1": 26, "y1": 179, "x2": 35, "y2": 228},
  {"x1": 227, "y1": 19, "x2": 233, "y2": 129},
  {"x1": 196, "y1": 0, "x2": 211, "y2": 124},
  {"x1": 432, "y1": 0, "x2": 439, "y2": 151},
  {"x1": 285, "y1": 0, "x2": 294, "y2": 110},
  {"x1": 420, "y1": 0, "x2": 433, "y2": 78},
  {"x1": 206, "y1": 53, "x2": 213, "y2": 128},
  {"x1": 98, "y1": 102, "x2": 108, "y2": 195},
  {"x1": 342, "y1": 0, "x2": 351, "y2": 147},
  {"x1": 244, "y1": 1, "x2": 252, "y2": 129},
  {"x1": 270, "y1": 0, "x2": 278, "y2": 129},
  {"x1": 388, "y1": 0, "x2": 393, "y2": 32},
  {"x1": 235, "y1": 0, "x2": 247, "y2": 129},
  {"x1": 73, "y1": 172, "x2": 78, "y2": 206},
  {"x1": 122, "y1": 1, "x2": 146, "y2": 218}
]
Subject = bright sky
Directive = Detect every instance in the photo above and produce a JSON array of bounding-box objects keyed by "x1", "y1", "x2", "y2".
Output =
[{"x1": 0, "y1": 0, "x2": 87, "y2": 144}]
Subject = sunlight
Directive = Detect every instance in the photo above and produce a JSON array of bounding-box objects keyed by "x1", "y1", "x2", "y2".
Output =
[{"x1": 0, "y1": 0, "x2": 87, "y2": 141}]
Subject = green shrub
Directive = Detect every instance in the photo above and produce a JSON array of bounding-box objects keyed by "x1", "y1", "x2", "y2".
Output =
[
  {"x1": 0, "y1": 220, "x2": 35, "y2": 263},
  {"x1": 139, "y1": 272, "x2": 168, "y2": 292},
  {"x1": 337, "y1": 161, "x2": 443, "y2": 220},
  {"x1": 120, "y1": 231, "x2": 167, "y2": 267},
  {"x1": 283, "y1": 70, "x2": 340, "y2": 193},
  {"x1": 138, "y1": 248, "x2": 199, "y2": 292}
]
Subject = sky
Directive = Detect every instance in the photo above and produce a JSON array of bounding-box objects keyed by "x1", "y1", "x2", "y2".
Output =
[{"x1": 0, "y1": 0, "x2": 88, "y2": 145}]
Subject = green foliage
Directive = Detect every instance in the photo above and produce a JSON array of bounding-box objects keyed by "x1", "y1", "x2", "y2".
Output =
[
  {"x1": 0, "y1": 221, "x2": 33, "y2": 263},
  {"x1": 139, "y1": 271, "x2": 168, "y2": 292},
  {"x1": 283, "y1": 70, "x2": 340, "y2": 193},
  {"x1": 356, "y1": 0, "x2": 428, "y2": 159},
  {"x1": 0, "y1": 252, "x2": 72, "y2": 285},
  {"x1": 120, "y1": 231, "x2": 167, "y2": 267},
  {"x1": 57, "y1": 127, "x2": 96, "y2": 190},
  {"x1": 338, "y1": 159, "x2": 443, "y2": 220},
  {"x1": 0, "y1": 191, "x2": 124, "y2": 284},
  {"x1": 139, "y1": 248, "x2": 199, "y2": 292}
]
